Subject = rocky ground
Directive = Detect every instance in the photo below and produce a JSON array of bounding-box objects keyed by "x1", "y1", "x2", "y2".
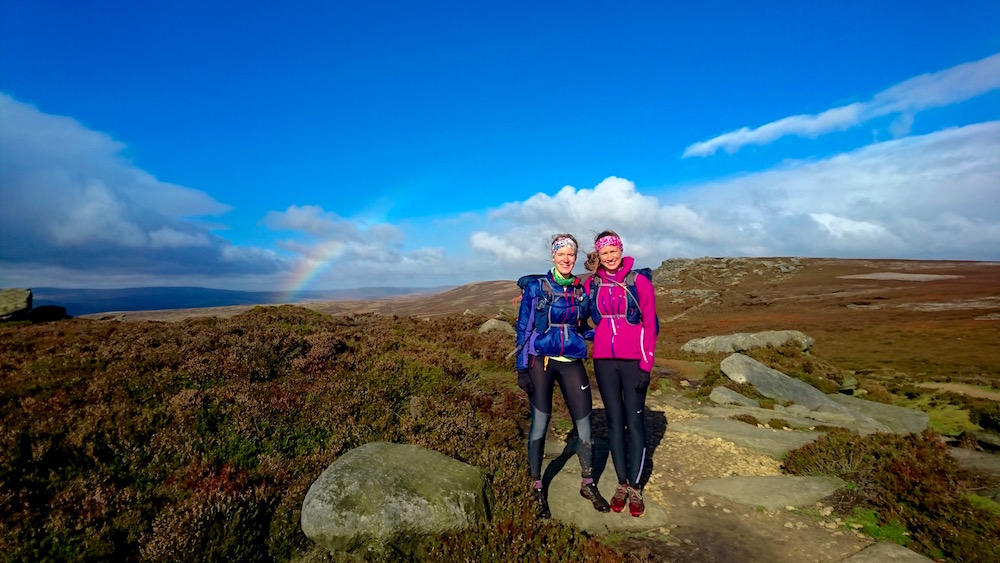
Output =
[{"x1": 540, "y1": 388, "x2": 941, "y2": 562}]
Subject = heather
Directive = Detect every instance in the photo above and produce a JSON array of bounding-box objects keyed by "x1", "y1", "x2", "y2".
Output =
[
  {"x1": 0, "y1": 307, "x2": 634, "y2": 562},
  {"x1": 5, "y1": 285, "x2": 1000, "y2": 562},
  {"x1": 784, "y1": 429, "x2": 1000, "y2": 561}
]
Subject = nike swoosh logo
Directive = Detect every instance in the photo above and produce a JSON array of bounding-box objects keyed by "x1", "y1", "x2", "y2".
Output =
[
  {"x1": 636, "y1": 409, "x2": 643, "y2": 414},
  {"x1": 581, "y1": 384, "x2": 590, "y2": 390}
]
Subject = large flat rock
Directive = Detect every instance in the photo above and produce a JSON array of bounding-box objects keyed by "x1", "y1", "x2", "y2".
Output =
[
  {"x1": 839, "y1": 541, "x2": 935, "y2": 562},
  {"x1": 720, "y1": 354, "x2": 889, "y2": 434},
  {"x1": 695, "y1": 403, "x2": 888, "y2": 436},
  {"x1": 949, "y1": 447, "x2": 1000, "y2": 478},
  {"x1": 690, "y1": 475, "x2": 846, "y2": 512},
  {"x1": 826, "y1": 393, "x2": 929, "y2": 434},
  {"x1": 681, "y1": 330, "x2": 815, "y2": 354}
]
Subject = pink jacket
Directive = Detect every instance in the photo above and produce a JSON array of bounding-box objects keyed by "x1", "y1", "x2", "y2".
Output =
[{"x1": 585, "y1": 256, "x2": 657, "y2": 372}]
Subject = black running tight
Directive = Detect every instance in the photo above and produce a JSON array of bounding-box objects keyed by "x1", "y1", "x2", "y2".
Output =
[
  {"x1": 525, "y1": 356, "x2": 594, "y2": 480},
  {"x1": 594, "y1": 358, "x2": 647, "y2": 486}
]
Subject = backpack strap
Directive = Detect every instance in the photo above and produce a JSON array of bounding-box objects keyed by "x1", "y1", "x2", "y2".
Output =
[{"x1": 541, "y1": 277, "x2": 585, "y2": 330}]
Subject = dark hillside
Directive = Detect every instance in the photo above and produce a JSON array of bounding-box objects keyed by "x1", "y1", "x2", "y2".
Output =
[{"x1": 33, "y1": 286, "x2": 446, "y2": 317}]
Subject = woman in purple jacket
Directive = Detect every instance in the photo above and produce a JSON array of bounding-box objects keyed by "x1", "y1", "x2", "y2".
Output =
[
  {"x1": 584, "y1": 230, "x2": 657, "y2": 517},
  {"x1": 514, "y1": 233, "x2": 610, "y2": 519}
]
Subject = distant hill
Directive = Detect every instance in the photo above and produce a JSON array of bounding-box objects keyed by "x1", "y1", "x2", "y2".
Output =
[{"x1": 31, "y1": 286, "x2": 449, "y2": 317}]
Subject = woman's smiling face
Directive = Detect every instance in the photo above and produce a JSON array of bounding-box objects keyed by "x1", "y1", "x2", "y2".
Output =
[
  {"x1": 599, "y1": 245, "x2": 622, "y2": 272},
  {"x1": 552, "y1": 246, "x2": 577, "y2": 276}
]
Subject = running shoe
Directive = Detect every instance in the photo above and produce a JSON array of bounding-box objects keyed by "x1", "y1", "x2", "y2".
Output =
[
  {"x1": 534, "y1": 488, "x2": 551, "y2": 520},
  {"x1": 580, "y1": 482, "x2": 611, "y2": 512},
  {"x1": 627, "y1": 485, "x2": 644, "y2": 517},
  {"x1": 610, "y1": 483, "x2": 629, "y2": 513}
]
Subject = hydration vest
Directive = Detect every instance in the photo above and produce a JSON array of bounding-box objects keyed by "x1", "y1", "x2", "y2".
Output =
[
  {"x1": 516, "y1": 274, "x2": 586, "y2": 335},
  {"x1": 588, "y1": 267, "x2": 659, "y2": 335}
]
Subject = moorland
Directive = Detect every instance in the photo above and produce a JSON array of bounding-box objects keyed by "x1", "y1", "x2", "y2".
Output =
[{"x1": 3, "y1": 257, "x2": 999, "y2": 561}]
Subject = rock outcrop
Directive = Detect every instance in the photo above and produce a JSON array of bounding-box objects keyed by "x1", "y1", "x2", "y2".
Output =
[
  {"x1": 301, "y1": 442, "x2": 492, "y2": 556},
  {"x1": 478, "y1": 318, "x2": 515, "y2": 337},
  {"x1": 682, "y1": 330, "x2": 815, "y2": 354},
  {"x1": 826, "y1": 393, "x2": 929, "y2": 434},
  {"x1": 721, "y1": 354, "x2": 836, "y2": 411},
  {"x1": 653, "y1": 257, "x2": 802, "y2": 286},
  {"x1": 0, "y1": 288, "x2": 32, "y2": 322},
  {"x1": 690, "y1": 475, "x2": 846, "y2": 511},
  {"x1": 720, "y1": 353, "x2": 890, "y2": 435},
  {"x1": 709, "y1": 386, "x2": 760, "y2": 407}
]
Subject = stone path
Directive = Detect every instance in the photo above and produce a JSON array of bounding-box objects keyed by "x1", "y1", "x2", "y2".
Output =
[{"x1": 538, "y1": 389, "x2": 938, "y2": 562}]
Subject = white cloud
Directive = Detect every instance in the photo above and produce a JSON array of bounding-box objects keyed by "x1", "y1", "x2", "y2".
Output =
[
  {"x1": 469, "y1": 232, "x2": 526, "y2": 262},
  {"x1": 471, "y1": 121, "x2": 1000, "y2": 269},
  {"x1": 684, "y1": 52, "x2": 1000, "y2": 157},
  {"x1": 468, "y1": 177, "x2": 723, "y2": 271},
  {"x1": 0, "y1": 93, "x2": 287, "y2": 287},
  {"x1": 871, "y1": 53, "x2": 1000, "y2": 114},
  {"x1": 684, "y1": 104, "x2": 865, "y2": 157},
  {"x1": 809, "y1": 213, "x2": 892, "y2": 239},
  {"x1": 680, "y1": 121, "x2": 1000, "y2": 258}
]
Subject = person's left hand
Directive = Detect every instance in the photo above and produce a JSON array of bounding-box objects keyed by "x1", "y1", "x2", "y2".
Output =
[
  {"x1": 517, "y1": 370, "x2": 533, "y2": 395},
  {"x1": 636, "y1": 369, "x2": 651, "y2": 392}
]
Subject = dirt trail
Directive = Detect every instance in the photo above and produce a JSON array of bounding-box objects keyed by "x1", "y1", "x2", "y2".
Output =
[{"x1": 611, "y1": 392, "x2": 874, "y2": 562}]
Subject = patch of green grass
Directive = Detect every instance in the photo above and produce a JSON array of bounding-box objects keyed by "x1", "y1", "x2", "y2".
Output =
[
  {"x1": 768, "y1": 418, "x2": 789, "y2": 430},
  {"x1": 845, "y1": 507, "x2": 909, "y2": 545},
  {"x1": 894, "y1": 394, "x2": 979, "y2": 435},
  {"x1": 965, "y1": 493, "x2": 1000, "y2": 517},
  {"x1": 552, "y1": 417, "x2": 574, "y2": 435},
  {"x1": 791, "y1": 506, "x2": 824, "y2": 519}
]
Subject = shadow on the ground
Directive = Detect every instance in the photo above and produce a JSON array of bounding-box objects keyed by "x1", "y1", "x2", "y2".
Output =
[{"x1": 544, "y1": 407, "x2": 668, "y2": 490}]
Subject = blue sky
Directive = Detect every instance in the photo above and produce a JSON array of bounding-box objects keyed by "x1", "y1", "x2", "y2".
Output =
[{"x1": 2, "y1": 1, "x2": 999, "y2": 292}]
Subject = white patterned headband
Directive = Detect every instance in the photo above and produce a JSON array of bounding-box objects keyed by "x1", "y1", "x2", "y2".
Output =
[{"x1": 551, "y1": 237, "x2": 578, "y2": 257}]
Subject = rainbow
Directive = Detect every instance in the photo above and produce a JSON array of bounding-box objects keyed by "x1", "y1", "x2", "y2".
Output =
[{"x1": 281, "y1": 242, "x2": 345, "y2": 303}]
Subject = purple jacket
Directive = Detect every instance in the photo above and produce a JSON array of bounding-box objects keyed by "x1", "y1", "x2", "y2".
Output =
[{"x1": 584, "y1": 256, "x2": 657, "y2": 372}]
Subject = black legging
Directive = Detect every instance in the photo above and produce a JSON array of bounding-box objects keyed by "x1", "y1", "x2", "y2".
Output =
[
  {"x1": 594, "y1": 358, "x2": 647, "y2": 486},
  {"x1": 526, "y1": 356, "x2": 594, "y2": 481}
]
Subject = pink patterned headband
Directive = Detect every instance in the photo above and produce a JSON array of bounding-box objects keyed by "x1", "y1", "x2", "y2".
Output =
[
  {"x1": 594, "y1": 235, "x2": 623, "y2": 252},
  {"x1": 551, "y1": 237, "x2": 577, "y2": 257}
]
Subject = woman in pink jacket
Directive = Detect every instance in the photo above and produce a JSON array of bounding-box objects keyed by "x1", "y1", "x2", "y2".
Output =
[{"x1": 584, "y1": 230, "x2": 657, "y2": 517}]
